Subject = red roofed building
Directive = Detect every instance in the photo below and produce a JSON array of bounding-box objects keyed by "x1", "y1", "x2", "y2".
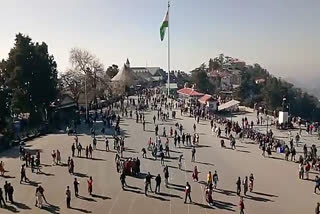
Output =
[
  {"x1": 199, "y1": 94, "x2": 218, "y2": 112},
  {"x1": 177, "y1": 86, "x2": 204, "y2": 107},
  {"x1": 177, "y1": 87, "x2": 204, "y2": 97}
]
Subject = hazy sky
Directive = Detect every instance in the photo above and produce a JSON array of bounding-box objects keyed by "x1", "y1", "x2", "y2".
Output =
[{"x1": 0, "y1": 0, "x2": 319, "y2": 82}]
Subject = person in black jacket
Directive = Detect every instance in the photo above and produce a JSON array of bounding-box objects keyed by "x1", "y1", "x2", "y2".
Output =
[
  {"x1": 4, "y1": 181, "x2": 9, "y2": 202},
  {"x1": 0, "y1": 188, "x2": 6, "y2": 207},
  {"x1": 7, "y1": 183, "x2": 14, "y2": 203},
  {"x1": 155, "y1": 174, "x2": 161, "y2": 194},
  {"x1": 144, "y1": 172, "x2": 153, "y2": 195}
]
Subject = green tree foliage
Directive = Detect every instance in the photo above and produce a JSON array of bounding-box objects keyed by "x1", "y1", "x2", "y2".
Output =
[
  {"x1": 0, "y1": 66, "x2": 12, "y2": 134},
  {"x1": 191, "y1": 63, "x2": 217, "y2": 94},
  {"x1": 1, "y1": 33, "x2": 58, "y2": 125},
  {"x1": 235, "y1": 63, "x2": 320, "y2": 121}
]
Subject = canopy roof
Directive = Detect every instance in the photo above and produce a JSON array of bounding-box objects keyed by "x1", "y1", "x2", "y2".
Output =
[
  {"x1": 177, "y1": 88, "x2": 204, "y2": 97},
  {"x1": 199, "y1": 94, "x2": 216, "y2": 104},
  {"x1": 111, "y1": 63, "x2": 137, "y2": 84},
  {"x1": 218, "y1": 99, "x2": 240, "y2": 111}
]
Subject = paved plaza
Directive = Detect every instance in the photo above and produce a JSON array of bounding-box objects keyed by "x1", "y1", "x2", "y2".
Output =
[{"x1": 0, "y1": 103, "x2": 319, "y2": 214}]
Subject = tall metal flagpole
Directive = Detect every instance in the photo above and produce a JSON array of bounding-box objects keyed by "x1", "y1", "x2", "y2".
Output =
[{"x1": 167, "y1": 1, "x2": 170, "y2": 97}]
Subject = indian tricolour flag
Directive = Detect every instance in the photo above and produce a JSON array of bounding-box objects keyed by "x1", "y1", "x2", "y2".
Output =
[{"x1": 160, "y1": 11, "x2": 169, "y2": 41}]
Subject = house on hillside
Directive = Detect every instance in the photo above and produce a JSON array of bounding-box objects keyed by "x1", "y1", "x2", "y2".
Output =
[
  {"x1": 220, "y1": 73, "x2": 232, "y2": 91},
  {"x1": 255, "y1": 78, "x2": 266, "y2": 84}
]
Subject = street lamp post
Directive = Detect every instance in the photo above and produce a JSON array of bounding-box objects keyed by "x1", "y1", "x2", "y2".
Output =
[
  {"x1": 266, "y1": 115, "x2": 269, "y2": 134},
  {"x1": 85, "y1": 67, "x2": 89, "y2": 121}
]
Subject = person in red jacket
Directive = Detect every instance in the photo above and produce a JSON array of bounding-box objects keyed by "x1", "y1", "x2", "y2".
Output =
[
  {"x1": 239, "y1": 196, "x2": 245, "y2": 214},
  {"x1": 87, "y1": 176, "x2": 93, "y2": 195}
]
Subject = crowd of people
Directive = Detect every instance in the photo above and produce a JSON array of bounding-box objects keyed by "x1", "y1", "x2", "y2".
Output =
[{"x1": 1, "y1": 89, "x2": 320, "y2": 213}]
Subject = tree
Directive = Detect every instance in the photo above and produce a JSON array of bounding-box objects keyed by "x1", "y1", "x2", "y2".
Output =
[
  {"x1": 191, "y1": 63, "x2": 217, "y2": 94},
  {"x1": 235, "y1": 61, "x2": 320, "y2": 121},
  {"x1": 106, "y1": 64, "x2": 119, "y2": 79},
  {"x1": 1, "y1": 33, "x2": 58, "y2": 125},
  {"x1": 208, "y1": 58, "x2": 214, "y2": 72},
  {"x1": 68, "y1": 48, "x2": 106, "y2": 105},
  {"x1": 59, "y1": 69, "x2": 85, "y2": 103},
  {"x1": 0, "y1": 65, "x2": 12, "y2": 134}
]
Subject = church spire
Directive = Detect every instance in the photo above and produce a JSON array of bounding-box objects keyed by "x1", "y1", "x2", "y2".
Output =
[{"x1": 126, "y1": 58, "x2": 130, "y2": 67}]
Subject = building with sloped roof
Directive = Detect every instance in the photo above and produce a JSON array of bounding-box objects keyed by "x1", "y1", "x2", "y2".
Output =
[{"x1": 131, "y1": 67, "x2": 166, "y2": 83}]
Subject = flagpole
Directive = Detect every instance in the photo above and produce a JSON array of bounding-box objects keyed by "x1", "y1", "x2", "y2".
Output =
[{"x1": 167, "y1": 1, "x2": 170, "y2": 97}]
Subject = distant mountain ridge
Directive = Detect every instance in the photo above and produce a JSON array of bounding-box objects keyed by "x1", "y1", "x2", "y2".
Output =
[{"x1": 284, "y1": 76, "x2": 320, "y2": 100}]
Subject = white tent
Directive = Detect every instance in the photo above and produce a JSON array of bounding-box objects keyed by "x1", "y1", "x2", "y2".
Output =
[
  {"x1": 218, "y1": 99, "x2": 240, "y2": 111},
  {"x1": 111, "y1": 63, "x2": 137, "y2": 84}
]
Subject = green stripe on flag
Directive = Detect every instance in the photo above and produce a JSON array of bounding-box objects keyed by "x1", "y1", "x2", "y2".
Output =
[
  {"x1": 160, "y1": 21, "x2": 168, "y2": 41},
  {"x1": 160, "y1": 11, "x2": 169, "y2": 41}
]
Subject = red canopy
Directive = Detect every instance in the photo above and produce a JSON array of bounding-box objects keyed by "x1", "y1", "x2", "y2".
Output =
[{"x1": 177, "y1": 88, "x2": 204, "y2": 97}]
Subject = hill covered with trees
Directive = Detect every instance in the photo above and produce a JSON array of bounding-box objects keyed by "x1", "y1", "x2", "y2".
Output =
[{"x1": 190, "y1": 54, "x2": 320, "y2": 121}]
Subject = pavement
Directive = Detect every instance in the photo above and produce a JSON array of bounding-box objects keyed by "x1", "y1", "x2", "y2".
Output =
[{"x1": 0, "y1": 103, "x2": 319, "y2": 214}]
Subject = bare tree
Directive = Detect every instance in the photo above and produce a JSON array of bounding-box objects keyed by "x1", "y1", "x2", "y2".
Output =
[
  {"x1": 60, "y1": 69, "x2": 85, "y2": 103},
  {"x1": 68, "y1": 48, "x2": 106, "y2": 104}
]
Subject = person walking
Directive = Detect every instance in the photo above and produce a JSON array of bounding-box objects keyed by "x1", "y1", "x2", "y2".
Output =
[
  {"x1": 7, "y1": 183, "x2": 14, "y2": 203},
  {"x1": 213, "y1": 170, "x2": 219, "y2": 189},
  {"x1": 305, "y1": 161, "x2": 311, "y2": 180},
  {"x1": 74, "y1": 178, "x2": 79, "y2": 197},
  {"x1": 85, "y1": 146, "x2": 89, "y2": 159},
  {"x1": 120, "y1": 172, "x2": 126, "y2": 190},
  {"x1": 20, "y1": 164, "x2": 28, "y2": 184},
  {"x1": 178, "y1": 154, "x2": 183, "y2": 170},
  {"x1": 93, "y1": 137, "x2": 97, "y2": 150},
  {"x1": 299, "y1": 163, "x2": 304, "y2": 179},
  {"x1": 105, "y1": 138, "x2": 109, "y2": 152},
  {"x1": 143, "y1": 121, "x2": 146, "y2": 131},
  {"x1": 89, "y1": 144, "x2": 93, "y2": 159},
  {"x1": 38, "y1": 185, "x2": 48, "y2": 204},
  {"x1": 191, "y1": 147, "x2": 196, "y2": 162},
  {"x1": 4, "y1": 181, "x2": 9, "y2": 202},
  {"x1": 243, "y1": 176, "x2": 248, "y2": 196},
  {"x1": 207, "y1": 171, "x2": 213, "y2": 186},
  {"x1": 66, "y1": 186, "x2": 71, "y2": 208},
  {"x1": 35, "y1": 186, "x2": 43, "y2": 208},
  {"x1": 314, "y1": 176, "x2": 320, "y2": 194},
  {"x1": 51, "y1": 150, "x2": 56, "y2": 165},
  {"x1": 141, "y1": 148, "x2": 147, "y2": 158},
  {"x1": 87, "y1": 176, "x2": 93, "y2": 195},
  {"x1": 165, "y1": 144, "x2": 170, "y2": 157},
  {"x1": 192, "y1": 166, "x2": 199, "y2": 182},
  {"x1": 239, "y1": 196, "x2": 245, "y2": 214},
  {"x1": 0, "y1": 188, "x2": 6, "y2": 208},
  {"x1": 71, "y1": 143, "x2": 75, "y2": 157},
  {"x1": 164, "y1": 165, "x2": 169, "y2": 187},
  {"x1": 155, "y1": 174, "x2": 161, "y2": 194},
  {"x1": 77, "y1": 143, "x2": 82, "y2": 157},
  {"x1": 249, "y1": 173, "x2": 254, "y2": 192},
  {"x1": 56, "y1": 150, "x2": 61, "y2": 165},
  {"x1": 144, "y1": 172, "x2": 153, "y2": 195},
  {"x1": 316, "y1": 202, "x2": 320, "y2": 214},
  {"x1": 184, "y1": 182, "x2": 192, "y2": 204},
  {"x1": 160, "y1": 151, "x2": 165, "y2": 166},
  {"x1": 236, "y1": 177, "x2": 241, "y2": 195}
]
